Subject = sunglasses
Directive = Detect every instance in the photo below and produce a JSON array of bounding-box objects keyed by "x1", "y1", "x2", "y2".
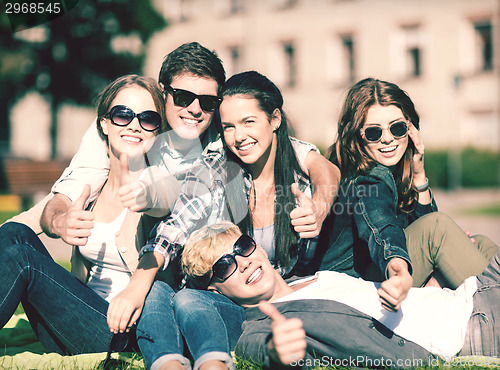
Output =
[
  {"x1": 166, "y1": 86, "x2": 222, "y2": 112},
  {"x1": 361, "y1": 121, "x2": 408, "y2": 143},
  {"x1": 211, "y1": 235, "x2": 257, "y2": 282},
  {"x1": 106, "y1": 105, "x2": 161, "y2": 132},
  {"x1": 100, "y1": 326, "x2": 150, "y2": 369}
]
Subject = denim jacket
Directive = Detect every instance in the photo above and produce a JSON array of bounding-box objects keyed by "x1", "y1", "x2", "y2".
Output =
[{"x1": 319, "y1": 165, "x2": 437, "y2": 278}]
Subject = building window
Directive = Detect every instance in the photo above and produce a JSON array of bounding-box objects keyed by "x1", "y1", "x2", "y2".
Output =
[
  {"x1": 230, "y1": 0, "x2": 245, "y2": 14},
  {"x1": 226, "y1": 46, "x2": 242, "y2": 77},
  {"x1": 273, "y1": 0, "x2": 298, "y2": 9},
  {"x1": 160, "y1": 0, "x2": 191, "y2": 22},
  {"x1": 474, "y1": 20, "x2": 493, "y2": 72},
  {"x1": 403, "y1": 25, "x2": 422, "y2": 78},
  {"x1": 283, "y1": 42, "x2": 296, "y2": 88},
  {"x1": 341, "y1": 34, "x2": 355, "y2": 83},
  {"x1": 326, "y1": 33, "x2": 355, "y2": 86}
]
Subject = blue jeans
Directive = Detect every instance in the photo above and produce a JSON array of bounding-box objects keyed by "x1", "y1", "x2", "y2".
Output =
[
  {"x1": 460, "y1": 248, "x2": 500, "y2": 357},
  {"x1": 137, "y1": 280, "x2": 189, "y2": 369},
  {"x1": 0, "y1": 222, "x2": 128, "y2": 354},
  {"x1": 173, "y1": 288, "x2": 246, "y2": 370}
]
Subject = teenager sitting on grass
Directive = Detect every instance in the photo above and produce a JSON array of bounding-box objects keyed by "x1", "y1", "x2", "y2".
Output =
[
  {"x1": 181, "y1": 221, "x2": 500, "y2": 369},
  {"x1": 0, "y1": 75, "x2": 168, "y2": 355}
]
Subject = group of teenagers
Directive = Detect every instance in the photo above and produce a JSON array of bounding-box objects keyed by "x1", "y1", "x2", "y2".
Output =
[{"x1": 1, "y1": 41, "x2": 499, "y2": 370}]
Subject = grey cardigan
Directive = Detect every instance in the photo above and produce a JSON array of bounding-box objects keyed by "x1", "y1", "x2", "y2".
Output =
[{"x1": 235, "y1": 299, "x2": 435, "y2": 369}]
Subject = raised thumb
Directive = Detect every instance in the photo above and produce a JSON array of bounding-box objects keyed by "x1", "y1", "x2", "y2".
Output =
[
  {"x1": 291, "y1": 183, "x2": 307, "y2": 206},
  {"x1": 259, "y1": 300, "x2": 286, "y2": 324},
  {"x1": 74, "y1": 184, "x2": 91, "y2": 210}
]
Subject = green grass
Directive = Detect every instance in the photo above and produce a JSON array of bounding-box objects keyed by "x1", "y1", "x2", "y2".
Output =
[
  {"x1": 0, "y1": 210, "x2": 18, "y2": 225},
  {"x1": 460, "y1": 204, "x2": 500, "y2": 216},
  {"x1": 235, "y1": 357, "x2": 498, "y2": 369}
]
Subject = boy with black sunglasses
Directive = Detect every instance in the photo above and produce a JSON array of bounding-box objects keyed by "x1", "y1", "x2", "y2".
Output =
[{"x1": 181, "y1": 221, "x2": 500, "y2": 369}]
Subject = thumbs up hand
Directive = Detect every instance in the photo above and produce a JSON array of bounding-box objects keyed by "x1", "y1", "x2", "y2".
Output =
[
  {"x1": 259, "y1": 300, "x2": 307, "y2": 366},
  {"x1": 53, "y1": 184, "x2": 94, "y2": 246},
  {"x1": 378, "y1": 257, "x2": 413, "y2": 312},
  {"x1": 289, "y1": 183, "x2": 320, "y2": 239},
  {"x1": 118, "y1": 154, "x2": 149, "y2": 212}
]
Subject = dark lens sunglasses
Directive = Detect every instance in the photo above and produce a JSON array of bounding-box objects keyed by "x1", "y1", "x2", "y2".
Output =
[
  {"x1": 166, "y1": 86, "x2": 222, "y2": 112},
  {"x1": 211, "y1": 235, "x2": 257, "y2": 282},
  {"x1": 106, "y1": 105, "x2": 161, "y2": 132},
  {"x1": 101, "y1": 326, "x2": 151, "y2": 369},
  {"x1": 361, "y1": 121, "x2": 408, "y2": 143}
]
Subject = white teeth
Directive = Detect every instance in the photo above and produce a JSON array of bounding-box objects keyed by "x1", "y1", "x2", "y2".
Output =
[
  {"x1": 246, "y1": 268, "x2": 262, "y2": 284},
  {"x1": 379, "y1": 145, "x2": 397, "y2": 153},
  {"x1": 238, "y1": 142, "x2": 255, "y2": 151},
  {"x1": 182, "y1": 117, "x2": 199, "y2": 126},
  {"x1": 122, "y1": 136, "x2": 141, "y2": 143}
]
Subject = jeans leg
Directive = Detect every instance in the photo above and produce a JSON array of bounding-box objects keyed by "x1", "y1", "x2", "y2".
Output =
[
  {"x1": 173, "y1": 288, "x2": 245, "y2": 370},
  {"x1": 137, "y1": 280, "x2": 190, "y2": 370},
  {"x1": 460, "y1": 249, "x2": 500, "y2": 357},
  {"x1": 0, "y1": 222, "x2": 114, "y2": 354},
  {"x1": 405, "y1": 212, "x2": 490, "y2": 288}
]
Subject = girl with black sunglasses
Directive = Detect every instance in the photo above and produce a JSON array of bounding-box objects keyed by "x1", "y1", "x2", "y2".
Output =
[
  {"x1": 318, "y1": 78, "x2": 498, "y2": 311},
  {"x1": 0, "y1": 75, "x2": 179, "y2": 356}
]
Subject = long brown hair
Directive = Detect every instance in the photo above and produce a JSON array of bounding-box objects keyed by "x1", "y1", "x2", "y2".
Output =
[{"x1": 328, "y1": 78, "x2": 420, "y2": 212}]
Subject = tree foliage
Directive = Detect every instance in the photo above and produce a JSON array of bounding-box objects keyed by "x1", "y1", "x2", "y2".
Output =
[{"x1": 0, "y1": 0, "x2": 167, "y2": 156}]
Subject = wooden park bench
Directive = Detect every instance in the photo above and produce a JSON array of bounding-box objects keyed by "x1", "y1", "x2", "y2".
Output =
[{"x1": 3, "y1": 157, "x2": 69, "y2": 207}]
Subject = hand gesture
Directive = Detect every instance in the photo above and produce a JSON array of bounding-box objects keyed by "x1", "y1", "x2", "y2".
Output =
[
  {"x1": 378, "y1": 258, "x2": 413, "y2": 312},
  {"x1": 53, "y1": 184, "x2": 94, "y2": 246},
  {"x1": 289, "y1": 183, "x2": 320, "y2": 239},
  {"x1": 118, "y1": 154, "x2": 149, "y2": 212},
  {"x1": 107, "y1": 284, "x2": 145, "y2": 334},
  {"x1": 407, "y1": 123, "x2": 426, "y2": 182},
  {"x1": 464, "y1": 230, "x2": 476, "y2": 244},
  {"x1": 259, "y1": 300, "x2": 307, "y2": 366}
]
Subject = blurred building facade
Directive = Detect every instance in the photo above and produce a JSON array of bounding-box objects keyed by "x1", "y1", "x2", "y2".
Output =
[{"x1": 146, "y1": 0, "x2": 499, "y2": 151}]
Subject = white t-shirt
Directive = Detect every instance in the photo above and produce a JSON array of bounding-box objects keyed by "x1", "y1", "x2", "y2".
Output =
[
  {"x1": 78, "y1": 209, "x2": 131, "y2": 302},
  {"x1": 277, "y1": 271, "x2": 478, "y2": 358}
]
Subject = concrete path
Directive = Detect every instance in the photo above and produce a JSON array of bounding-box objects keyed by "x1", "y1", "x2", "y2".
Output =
[{"x1": 42, "y1": 188, "x2": 500, "y2": 262}]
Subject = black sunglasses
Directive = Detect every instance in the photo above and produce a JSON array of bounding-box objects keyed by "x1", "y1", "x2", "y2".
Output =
[
  {"x1": 211, "y1": 235, "x2": 257, "y2": 282},
  {"x1": 100, "y1": 326, "x2": 151, "y2": 369},
  {"x1": 166, "y1": 86, "x2": 222, "y2": 112},
  {"x1": 106, "y1": 105, "x2": 161, "y2": 132},
  {"x1": 361, "y1": 121, "x2": 408, "y2": 143}
]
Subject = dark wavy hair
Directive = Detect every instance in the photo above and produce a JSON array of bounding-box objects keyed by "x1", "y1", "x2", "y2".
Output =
[
  {"x1": 221, "y1": 71, "x2": 306, "y2": 268},
  {"x1": 328, "y1": 77, "x2": 420, "y2": 212},
  {"x1": 158, "y1": 42, "x2": 225, "y2": 94}
]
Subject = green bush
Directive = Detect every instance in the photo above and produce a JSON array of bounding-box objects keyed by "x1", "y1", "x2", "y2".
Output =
[{"x1": 423, "y1": 148, "x2": 499, "y2": 189}]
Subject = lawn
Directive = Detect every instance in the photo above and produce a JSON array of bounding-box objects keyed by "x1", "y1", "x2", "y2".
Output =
[{"x1": 461, "y1": 204, "x2": 500, "y2": 216}]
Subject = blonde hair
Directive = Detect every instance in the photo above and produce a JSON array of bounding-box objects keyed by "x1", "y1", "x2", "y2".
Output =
[{"x1": 182, "y1": 222, "x2": 242, "y2": 288}]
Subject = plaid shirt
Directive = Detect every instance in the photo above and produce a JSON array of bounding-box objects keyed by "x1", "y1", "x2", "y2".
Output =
[{"x1": 140, "y1": 138, "x2": 318, "y2": 279}]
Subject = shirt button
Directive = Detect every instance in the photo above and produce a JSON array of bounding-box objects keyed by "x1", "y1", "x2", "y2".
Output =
[
  {"x1": 369, "y1": 323, "x2": 375, "y2": 329},
  {"x1": 120, "y1": 247, "x2": 127, "y2": 253},
  {"x1": 398, "y1": 339, "x2": 405, "y2": 346}
]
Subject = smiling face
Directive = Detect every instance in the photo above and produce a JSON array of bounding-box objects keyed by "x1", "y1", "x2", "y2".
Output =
[
  {"x1": 164, "y1": 72, "x2": 219, "y2": 141},
  {"x1": 209, "y1": 235, "x2": 286, "y2": 307},
  {"x1": 362, "y1": 104, "x2": 409, "y2": 168},
  {"x1": 220, "y1": 95, "x2": 279, "y2": 170},
  {"x1": 100, "y1": 86, "x2": 158, "y2": 158}
]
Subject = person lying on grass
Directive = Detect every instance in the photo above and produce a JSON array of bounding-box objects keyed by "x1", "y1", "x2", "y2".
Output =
[{"x1": 180, "y1": 221, "x2": 499, "y2": 369}]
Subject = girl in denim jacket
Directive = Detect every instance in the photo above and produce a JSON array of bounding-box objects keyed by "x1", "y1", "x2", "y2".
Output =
[{"x1": 319, "y1": 78, "x2": 498, "y2": 311}]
